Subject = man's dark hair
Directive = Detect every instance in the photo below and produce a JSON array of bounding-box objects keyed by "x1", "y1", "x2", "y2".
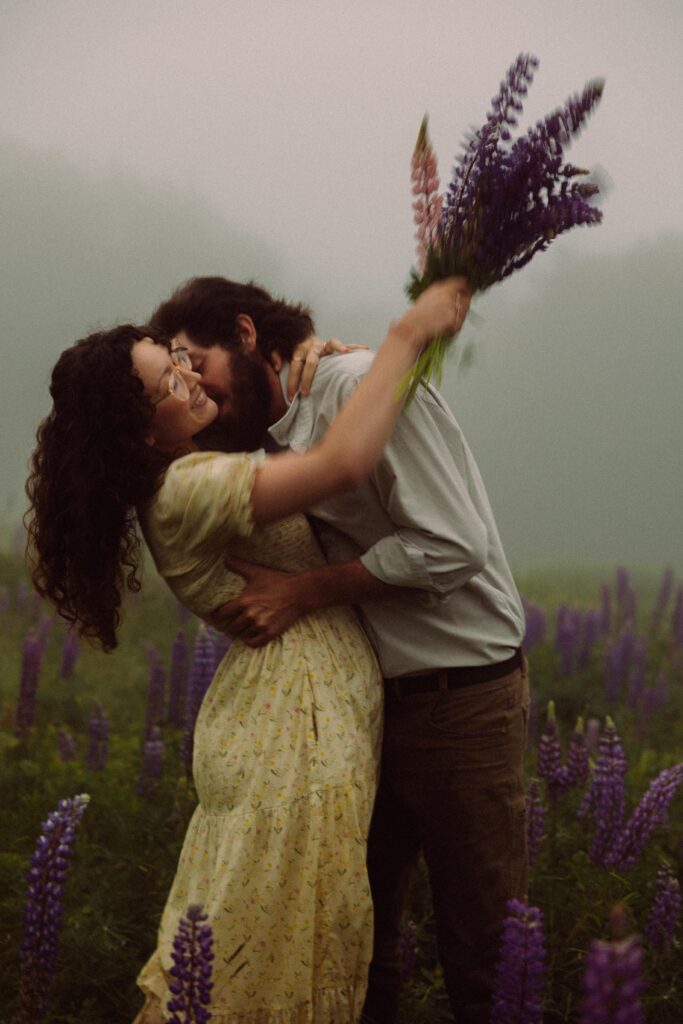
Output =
[{"x1": 150, "y1": 277, "x2": 315, "y2": 363}]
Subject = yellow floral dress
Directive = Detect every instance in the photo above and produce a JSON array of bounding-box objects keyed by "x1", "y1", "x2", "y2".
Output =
[{"x1": 136, "y1": 452, "x2": 383, "y2": 1024}]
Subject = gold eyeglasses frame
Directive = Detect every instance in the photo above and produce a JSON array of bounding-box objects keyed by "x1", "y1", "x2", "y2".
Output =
[{"x1": 152, "y1": 347, "x2": 194, "y2": 406}]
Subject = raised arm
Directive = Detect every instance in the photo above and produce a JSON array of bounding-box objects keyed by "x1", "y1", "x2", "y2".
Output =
[{"x1": 249, "y1": 277, "x2": 470, "y2": 526}]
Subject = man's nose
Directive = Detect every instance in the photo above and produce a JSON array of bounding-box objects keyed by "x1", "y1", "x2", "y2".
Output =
[{"x1": 200, "y1": 380, "x2": 223, "y2": 402}]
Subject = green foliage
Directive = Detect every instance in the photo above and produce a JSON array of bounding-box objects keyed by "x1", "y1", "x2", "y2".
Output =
[
  {"x1": 397, "y1": 570, "x2": 683, "y2": 1023},
  {"x1": 0, "y1": 563, "x2": 199, "y2": 1023},
  {"x1": 1, "y1": 554, "x2": 682, "y2": 1022}
]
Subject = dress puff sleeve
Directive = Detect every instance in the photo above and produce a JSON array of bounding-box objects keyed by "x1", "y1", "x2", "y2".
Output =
[{"x1": 144, "y1": 451, "x2": 258, "y2": 576}]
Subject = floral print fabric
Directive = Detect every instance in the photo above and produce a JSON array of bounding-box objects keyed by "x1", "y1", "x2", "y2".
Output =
[{"x1": 137, "y1": 452, "x2": 382, "y2": 1022}]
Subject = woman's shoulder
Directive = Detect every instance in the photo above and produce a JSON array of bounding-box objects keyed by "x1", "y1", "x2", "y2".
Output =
[
  {"x1": 145, "y1": 450, "x2": 260, "y2": 550},
  {"x1": 158, "y1": 450, "x2": 261, "y2": 499}
]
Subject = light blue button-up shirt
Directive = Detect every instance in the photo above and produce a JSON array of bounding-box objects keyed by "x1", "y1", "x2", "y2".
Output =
[{"x1": 268, "y1": 350, "x2": 524, "y2": 678}]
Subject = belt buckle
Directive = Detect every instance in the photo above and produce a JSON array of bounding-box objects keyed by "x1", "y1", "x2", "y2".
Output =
[{"x1": 388, "y1": 669, "x2": 450, "y2": 698}]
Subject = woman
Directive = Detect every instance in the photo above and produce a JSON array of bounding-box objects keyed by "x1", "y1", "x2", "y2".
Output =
[{"x1": 26, "y1": 278, "x2": 469, "y2": 1023}]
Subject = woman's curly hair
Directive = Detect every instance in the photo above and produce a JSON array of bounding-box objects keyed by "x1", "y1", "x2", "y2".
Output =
[{"x1": 25, "y1": 325, "x2": 174, "y2": 651}]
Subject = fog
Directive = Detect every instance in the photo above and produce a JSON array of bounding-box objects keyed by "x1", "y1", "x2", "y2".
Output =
[
  {"x1": 1, "y1": 138, "x2": 681, "y2": 569},
  {"x1": 1, "y1": 0, "x2": 682, "y2": 569}
]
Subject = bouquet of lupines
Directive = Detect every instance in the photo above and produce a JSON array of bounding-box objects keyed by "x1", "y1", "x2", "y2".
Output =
[{"x1": 404, "y1": 53, "x2": 604, "y2": 400}]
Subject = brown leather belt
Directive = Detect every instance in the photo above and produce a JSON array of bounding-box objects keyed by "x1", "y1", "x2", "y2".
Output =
[{"x1": 385, "y1": 648, "x2": 524, "y2": 698}]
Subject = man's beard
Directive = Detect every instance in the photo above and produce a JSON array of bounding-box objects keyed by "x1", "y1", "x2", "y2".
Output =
[{"x1": 194, "y1": 350, "x2": 274, "y2": 454}]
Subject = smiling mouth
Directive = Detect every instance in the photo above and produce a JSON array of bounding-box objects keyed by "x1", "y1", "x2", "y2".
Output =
[{"x1": 191, "y1": 388, "x2": 207, "y2": 409}]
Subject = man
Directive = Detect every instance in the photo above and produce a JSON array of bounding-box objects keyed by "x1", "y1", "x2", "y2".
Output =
[{"x1": 150, "y1": 277, "x2": 529, "y2": 1024}]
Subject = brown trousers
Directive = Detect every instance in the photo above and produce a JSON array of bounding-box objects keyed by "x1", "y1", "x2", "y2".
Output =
[{"x1": 361, "y1": 662, "x2": 530, "y2": 1024}]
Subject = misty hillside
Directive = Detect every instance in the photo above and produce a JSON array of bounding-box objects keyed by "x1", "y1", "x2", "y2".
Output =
[
  {"x1": 443, "y1": 235, "x2": 683, "y2": 568},
  {"x1": 1, "y1": 138, "x2": 681, "y2": 569},
  {"x1": 0, "y1": 137, "x2": 283, "y2": 522}
]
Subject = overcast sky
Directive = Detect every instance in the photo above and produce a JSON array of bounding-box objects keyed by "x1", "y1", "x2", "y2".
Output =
[
  {"x1": 1, "y1": 0, "x2": 681, "y2": 304},
  {"x1": 1, "y1": 0, "x2": 682, "y2": 570}
]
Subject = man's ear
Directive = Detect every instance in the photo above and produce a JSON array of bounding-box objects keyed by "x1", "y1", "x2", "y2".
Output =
[{"x1": 235, "y1": 314, "x2": 257, "y2": 353}]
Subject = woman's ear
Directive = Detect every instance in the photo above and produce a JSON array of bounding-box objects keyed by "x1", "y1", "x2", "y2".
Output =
[{"x1": 235, "y1": 314, "x2": 257, "y2": 353}]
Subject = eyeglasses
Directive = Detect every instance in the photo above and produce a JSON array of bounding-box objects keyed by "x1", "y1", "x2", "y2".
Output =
[{"x1": 152, "y1": 347, "x2": 194, "y2": 405}]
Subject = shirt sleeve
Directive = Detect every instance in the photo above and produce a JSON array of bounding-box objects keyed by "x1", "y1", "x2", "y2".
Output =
[
  {"x1": 290, "y1": 353, "x2": 490, "y2": 599},
  {"x1": 147, "y1": 451, "x2": 257, "y2": 573},
  {"x1": 356, "y1": 385, "x2": 490, "y2": 597}
]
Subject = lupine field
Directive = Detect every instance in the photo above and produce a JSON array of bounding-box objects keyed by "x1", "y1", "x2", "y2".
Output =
[{"x1": 1, "y1": 535, "x2": 682, "y2": 1023}]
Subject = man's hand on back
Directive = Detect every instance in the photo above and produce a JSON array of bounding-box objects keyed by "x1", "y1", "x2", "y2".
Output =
[
  {"x1": 209, "y1": 557, "x2": 409, "y2": 647},
  {"x1": 286, "y1": 337, "x2": 368, "y2": 399},
  {"x1": 209, "y1": 558, "x2": 309, "y2": 646}
]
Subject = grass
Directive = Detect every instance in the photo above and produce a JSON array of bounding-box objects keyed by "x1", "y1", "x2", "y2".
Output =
[{"x1": 1, "y1": 551, "x2": 681, "y2": 1023}]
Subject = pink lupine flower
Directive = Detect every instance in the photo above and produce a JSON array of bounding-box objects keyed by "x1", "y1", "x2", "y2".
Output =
[{"x1": 411, "y1": 116, "x2": 443, "y2": 274}]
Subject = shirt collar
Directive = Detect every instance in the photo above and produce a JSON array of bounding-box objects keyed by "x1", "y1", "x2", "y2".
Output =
[{"x1": 268, "y1": 363, "x2": 315, "y2": 452}]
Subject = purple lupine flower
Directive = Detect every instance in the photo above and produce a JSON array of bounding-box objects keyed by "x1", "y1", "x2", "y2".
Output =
[
  {"x1": 167, "y1": 903, "x2": 214, "y2": 1024},
  {"x1": 565, "y1": 718, "x2": 589, "y2": 790},
  {"x1": 440, "y1": 55, "x2": 535, "y2": 251},
  {"x1": 585, "y1": 718, "x2": 601, "y2": 757},
  {"x1": 526, "y1": 779, "x2": 545, "y2": 866},
  {"x1": 604, "y1": 628, "x2": 635, "y2": 704},
  {"x1": 15, "y1": 630, "x2": 44, "y2": 739},
  {"x1": 183, "y1": 625, "x2": 216, "y2": 777},
  {"x1": 16, "y1": 578, "x2": 41, "y2": 616},
  {"x1": 19, "y1": 793, "x2": 90, "y2": 1024},
  {"x1": 627, "y1": 640, "x2": 647, "y2": 709},
  {"x1": 637, "y1": 674, "x2": 669, "y2": 742},
  {"x1": 578, "y1": 716, "x2": 628, "y2": 864},
  {"x1": 555, "y1": 605, "x2": 581, "y2": 677},
  {"x1": 537, "y1": 701, "x2": 563, "y2": 799},
  {"x1": 615, "y1": 566, "x2": 638, "y2": 627},
  {"x1": 645, "y1": 862, "x2": 681, "y2": 952},
  {"x1": 580, "y1": 931, "x2": 645, "y2": 1024},
  {"x1": 168, "y1": 630, "x2": 190, "y2": 729},
  {"x1": 577, "y1": 609, "x2": 601, "y2": 670},
  {"x1": 650, "y1": 567, "x2": 674, "y2": 636},
  {"x1": 490, "y1": 899, "x2": 546, "y2": 1024},
  {"x1": 399, "y1": 918, "x2": 419, "y2": 982},
  {"x1": 56, "y1": 727, "x2": 77, "y2": 762},
  {"x1": 598, "y1": 583, "x2": 611, "y2": 636},
  {"x1": 526, "y1": 692, "x2": 539, "y2": 747},
  {"x1": 522, "y1": 599, "x2": 547, "y2": 650},
  {"x1": 144, "y1": 644, "x2": 166, "y2": 739},
  {"x1": 607, "y1": 763, "x2": 683, "y2": 871},
  {"x1": 615, "y1": 566, "x2": 629, "y2": 605},
  {"x1": 653, "y1": 672, "x2": 669, "y2": 709},
  {"x1": 136, "y1": 726, "x2": 165, "y2": 798},
  {"x1": 404, "y1": 54, "x2": 603, "y2": 399},
  {"x1": 59, "y1": 629, "x2": 80, "y2": 680},
  {"x1": 441, "y1": 54, "x2": 540, "y2": 240},
  {"x1": 86, "y1": 703, "x2": 109, "y2": 771},
  {"x1": 35, "y1": 614, "x2": 53, "y2": 655},
  {"x1": 672, "y1": 586, "x2": 683, "y2": 649}
]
